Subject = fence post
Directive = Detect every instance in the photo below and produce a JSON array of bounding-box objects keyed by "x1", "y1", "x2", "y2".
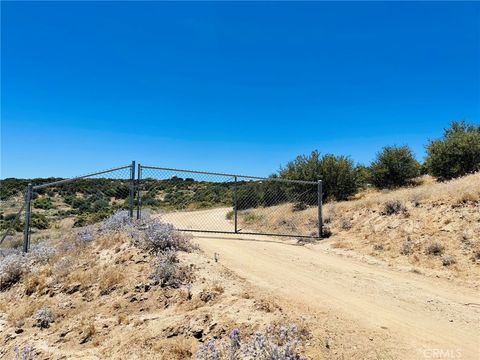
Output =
[
  {"x1": 129, "y1": 160, "x2": 136, "y2": 218},
  {"x1": 234, "y1": 176, "x2": 238, "y2": 233},
  {"x1": 23, "y1": 183, "x2": 33, "y2": 253},
  {"x1": 136, "y1": 164, "x2": 142, "y2": 220},
  {"x1": 317, "y1": 180, "x2": 323, "y2": 238}
]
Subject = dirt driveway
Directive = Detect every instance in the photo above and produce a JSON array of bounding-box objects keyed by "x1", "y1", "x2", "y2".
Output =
[{"x1": 161, "y1": 208, "x2": 480, "y2": 360}]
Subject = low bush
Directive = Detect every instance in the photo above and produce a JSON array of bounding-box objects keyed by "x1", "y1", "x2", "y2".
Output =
[
  {"x1": 33, "y1": 197, "x2": 53, "y2": 210},
  {"x1": 400, "y1": 238, "x2": 413, "y2": 255},
  {"x1": 14, "y1": 346, "x2": 34, "y2": 360},
  {"x1": 77, "y1": 228, "x2": 94, "y2": 243},
  {"x1": 0, "y1": 243, "x2": 58, "y2": 291},
  {"x1": 34, "y1": 306, "x2": 53, "y2": 329},
  {"x1": 0, "y1": 252, "x2": 26, "y2": 291},
  {"x1": 150, "y1": 250, "x2": 187, "y2": 288},
  {"x1": 143, "y1": 219, "x2": 191, "y2": 253},
  {"x1": 98, "y1": 210, "x2": 132, "y2": 232},
  {"x1": 339, "y1": 217, "x2": 352, "y2": 230},
  {"x1": 292, "y1": 202, "x2": 308, "y2": 212},
  {"x1": 243, "y1": 211, "x2": 263, "y2": 223},
  {"x1": 196, "y1": 325, "x2": 306, "y2": 360},
  {"x1": 225, "y1": 210, "x2": 234, "y2": 220},
  {"x1": 29, "y1": 244, "x2": 56, "y2": 264},
  {"x1": 321, "y1": 226, "x2": 332, "y2": 238},
  {"x1": 425, "y1": 242, "x2": 444, "y2": 256},
  {"x1": 382, "y1": 200, "x2": 406, "y2": 215},
  {"x1": 31, "y1": 213, "x2": 50, "y2": 230},
  {"x1": 442, "y1": 255, "x2": 456, "y2": 266}
]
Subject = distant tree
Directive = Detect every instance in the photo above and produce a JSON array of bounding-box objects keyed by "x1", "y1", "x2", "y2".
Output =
[
  {"x1": 279, "y1": 151, "x2": 360, "y2": 201},
  {"x1": 370, "y1": 146, "x2": 420, "y2": 188},
  {"x1": 425, "y1": 121, "x2": 480, "y2": 180},
  {"x1": 354, "y1": 165, "x2": 371, "y2": 188},
  {"x1": 236, "y1": 182, "x2": 262, "y2": 210}
]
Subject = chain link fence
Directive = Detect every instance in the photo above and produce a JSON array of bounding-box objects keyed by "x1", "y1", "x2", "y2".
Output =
[
  {"x1": 138, "y1": 165, "x2": 322, "y2": 238},
  {"x1": 1, "y1": 163, "x2": 135, "y2": 253},
  {"x1": 1, "y1": 161, "x2": 323, "y2": 253},
  {"x1": 0, "y1": 191, "x2": 26, "y2": 250}
]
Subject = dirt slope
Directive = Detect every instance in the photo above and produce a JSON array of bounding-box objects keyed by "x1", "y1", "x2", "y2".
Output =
[
  {"x1": 162, "y1": 208, "x2": 480, "y2": 360},
  {"x1": 233, "y1": 172, "x2": 480, "y2": 282}
]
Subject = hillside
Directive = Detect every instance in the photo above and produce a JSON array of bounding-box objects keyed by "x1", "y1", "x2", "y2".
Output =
[
  {"x1": 1, "y1": 173, "x2": 479, "y2": 359},
  {"x1": 0, "y1": 213, "x2": 347, "y2": 360},
  {"x1": 239, "y1": 172, "x2": 480, "y2": 282}
]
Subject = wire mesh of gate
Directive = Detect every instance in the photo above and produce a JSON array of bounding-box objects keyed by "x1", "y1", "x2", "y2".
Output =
[
  {"x1": 138, "y1": 166, "x2": 320, "y2": 238},
  {"x1": 1, "y1": 162, "x2": 321, "y2": 253},
  {"x1": 235, "y1": 176, "x2": 319, "y2": 237},
  {"x1": 0, "y1": 192, "x2": 26, "y2": 250},
  {"x1": 24, "y1": 164, "x2": 134, "y2": 251},
  {"x1": 139, "y1": 166, "x2": 236, "y2": 233}
]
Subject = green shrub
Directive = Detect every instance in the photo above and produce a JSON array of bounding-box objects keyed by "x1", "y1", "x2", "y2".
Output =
[
  {"x1": 279, "y1": 151, "x2": 360, "y2": 201},
  {"x1": 31, "y1": 213, "x2": 50, "y2": 230},
  {"x1": 261, "y1": 176, "x2": 288, "y2": 206},
  {"x1": 370, "y1": 146, "x2": 420, "y2": 188},
  {"x1": 33, "y1": 197, "x2": 53, "y2": 210},
  {"x1": 425, "y1": 121, "x2": 480, "y2": 180},
  {"x1": 243, "y1": 211, "x2": 263, "y2": 223},
  {"x1": 225, "y1": 210, "x2": 234, "y2": 220},
  {"x1": 73, "y1": 211, "x2": 111, "y2": 227},
  {"x1": 236, "y1": 182, "x2": 261, "y2": 210},
  {"x1": 354, "y1": 165, "x2": 371, "y2": 189}
]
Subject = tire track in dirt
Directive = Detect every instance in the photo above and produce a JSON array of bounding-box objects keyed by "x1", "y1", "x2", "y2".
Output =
[{"x1": 160, "y1": 208, "x2": 480, "y2": 360}]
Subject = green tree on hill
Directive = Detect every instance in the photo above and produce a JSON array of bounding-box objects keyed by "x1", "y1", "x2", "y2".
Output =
[
  {"x1": 370, "y1": 146, "x2": 420, "y2": 188},
  {"x1": 425, "y1": 121, "x2": 480, "y2": 180},
  {"x1": 279, "y1": 150, "x2": 360, "y2": 201}
]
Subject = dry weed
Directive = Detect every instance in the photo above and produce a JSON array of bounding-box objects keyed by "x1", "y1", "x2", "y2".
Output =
[{"x1": 98, "y1": 267, "x2": 125, "y2": 295}]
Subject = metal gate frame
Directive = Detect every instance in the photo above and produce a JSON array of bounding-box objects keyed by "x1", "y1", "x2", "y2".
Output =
[
  {"x1": 137, "y1": 165, "x2": 323, "y2": 239},
  {"x1": 1, "y1": 163, "x2": 136, "y2": 253},
  {"x1": 1, "y1": 161, "x2": 324, "y2": 253}
]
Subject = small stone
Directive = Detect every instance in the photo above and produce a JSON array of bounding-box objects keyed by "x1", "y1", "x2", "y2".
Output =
[
  {"x1": 14, "y1": 328, "x2": 23, "y2": 334},
  {"x1": 66, "y1": 283, "x2": 81, "y2": 295},
  {"x1": 192, "y1": 329, "x2": 203, "y2": 339}
]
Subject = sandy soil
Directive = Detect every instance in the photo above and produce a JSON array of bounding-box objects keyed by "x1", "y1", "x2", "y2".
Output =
[{"x1": 161, "y1": 208, "x2": 480, "y2": 360}]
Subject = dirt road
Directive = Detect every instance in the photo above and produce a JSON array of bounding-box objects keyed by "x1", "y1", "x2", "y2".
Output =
[{"x1": 161, "y1": 208, "x2": 480, "y2": 360}]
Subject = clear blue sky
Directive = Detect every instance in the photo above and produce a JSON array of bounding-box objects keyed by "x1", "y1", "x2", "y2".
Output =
[{"x1": 1, "y1": 1, "x2": 479, "y2": 179}]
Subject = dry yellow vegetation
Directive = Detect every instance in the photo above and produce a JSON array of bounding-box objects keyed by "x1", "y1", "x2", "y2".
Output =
[
  {"x1": 0, "y1": 220, "x2": 369, "y2": 359},
  {"x1": 239, "y1": 172, "x2": 480, "y2": 282}
]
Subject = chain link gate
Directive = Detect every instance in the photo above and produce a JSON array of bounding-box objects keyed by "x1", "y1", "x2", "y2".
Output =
[
  {"x1": 1, "y1": 161, "x2": 323, "y2": 253},
  {"x1": 1, "y1": 163, "x2": 135, "y2": 253},
  {"x1": 137, "y1": 165, "x2": 323, "y2": 238}
]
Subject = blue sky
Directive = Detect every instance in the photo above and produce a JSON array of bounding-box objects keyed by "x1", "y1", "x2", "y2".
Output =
[{"x1": 1, "y1": 1, "x2": 479, "y2": 179}]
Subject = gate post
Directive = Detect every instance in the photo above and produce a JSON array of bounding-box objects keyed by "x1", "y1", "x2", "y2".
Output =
[
  {"x1": 136, "y1": 164, "x2": 142, "y2": 220},
  {"x1": 317, "y1": 180, "x2": 323, "y2": 238},
  {"x1": 234, "y1": 176, "x2": 238, "y2": 233},
  {"x1": 129, "y1": 160, "x2": 136, "y2": 218},
  {"x1": 23, "y1": 183, "x2": 33, "y2": 253}
]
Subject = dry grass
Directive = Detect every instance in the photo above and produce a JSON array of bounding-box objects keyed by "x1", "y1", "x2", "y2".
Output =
[
  {"x1": 1, "y1": 223, "x2": 341, "y2": 360},
  {"x1": 153, "y1": 337, "x2": 196, "y2": 359},
  {"x1": 98, "y1": 267, "x2": 125, "y2": 295},
  {"x1": 239, "y1": 172, "x2": 480, "y2": 281}
]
